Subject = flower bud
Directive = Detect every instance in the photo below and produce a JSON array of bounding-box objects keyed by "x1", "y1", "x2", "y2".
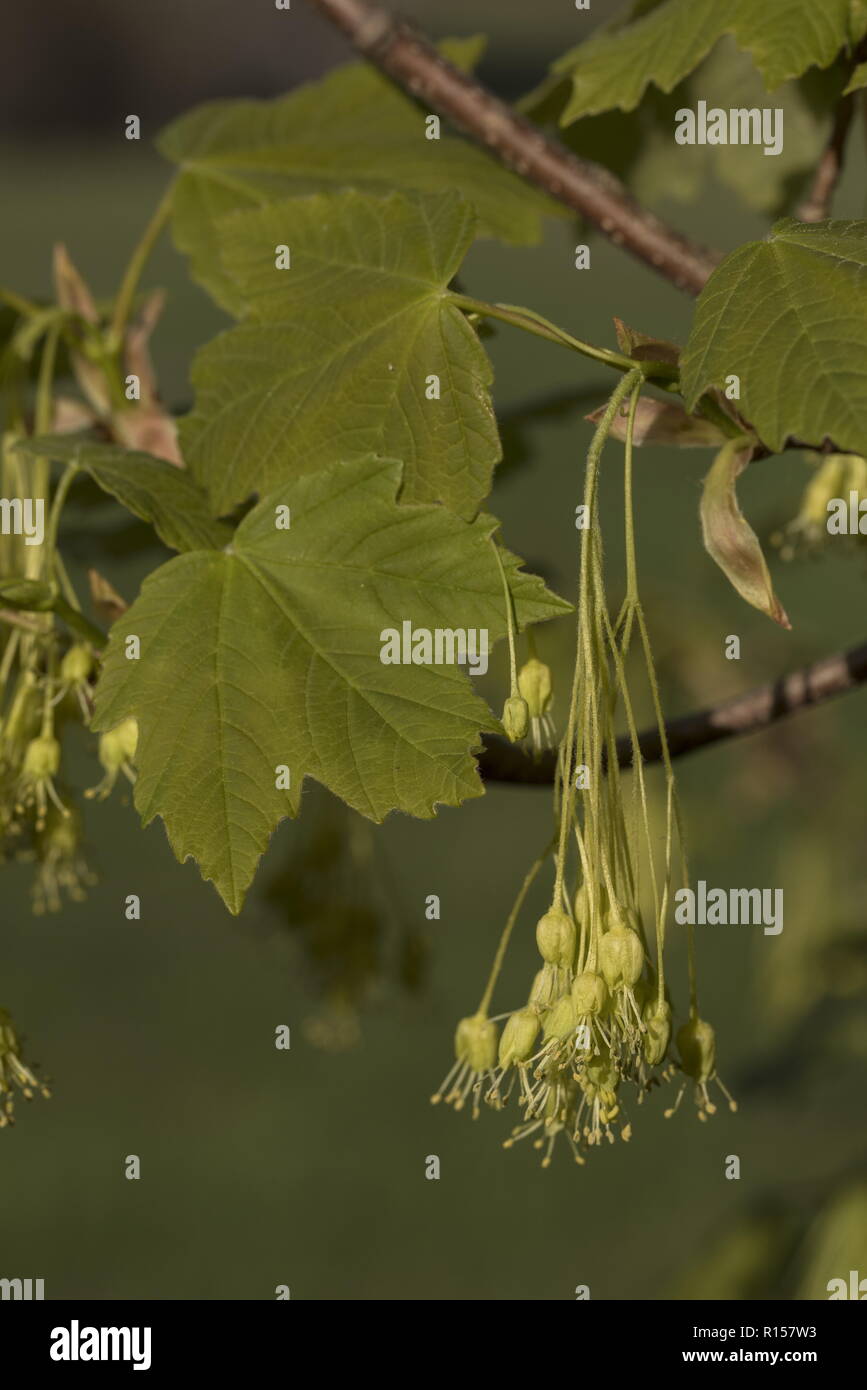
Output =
[
  {"x1": 60, "y1": 643, "x2": 94, "y2": 685},
  {"x1": 643, "y1": 1000, "x2": 672, "y2": 1065},
  {"x1": 599, "y1": 923, "x2": 644, "y2": 990},
  {"x1": 38, "y1": 803, "x2": 80, "y2": 856},
  {"x1": 528, "y1": 963, "x2": 558, "y2": 1009},
  {"x1": 542, "y1": 994, "x2": 578, "y2": 1041},
  {"x1": 517, "y1": 657, "x2": 552, "y2": 719},
  {"x1": 571, "y1": 970, "x2": 608, "y2": 1016},
  {"x1": 0, "y1": 577, "x2": 55, "y2": 611},
  {"x1": 799, "y1": 455, "x2": 852, "y2": 528},
  {"x1": 22, "y1": 735, "x2": 61, "y2": 780},
  {"x1": 502, "y1": 694, "x2": 529, "y2": 743},
  {"x1": 535, "y1": 908, "x2": 576, "y2": 967},
  {"x1": 454, "y1": 1012, "x2": 497, "y2": 1073},
  {"x1": 498, "y1": 1008, "x2": 539, "y2": 1068},
  {"x1": 843, "y1": 453, "x2": 867, "y2": 492},
  {"x1": 98, "y1": 716, "x2": 138, "y2": 771},
  {"x1": 582, "y1": 1050, "x2": 618, "y2": 1095},
  {"x1": 676, "y1": 1016, "x2": 715, "y2": 1082}
]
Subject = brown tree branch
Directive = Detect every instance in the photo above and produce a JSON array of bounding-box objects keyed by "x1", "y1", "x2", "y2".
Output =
[
  {"x1": 305, "y1": 0, "x2": 722, "y2": 295},
  {"x1": 796, "y1": 90, "x2": 857, "y2": 223},
  {"x1": 796, "y1": 39, "x2": 867, "y2": 224},
  {"x1": 478, "y1": 640, "x2": 867, "y2": 783}
]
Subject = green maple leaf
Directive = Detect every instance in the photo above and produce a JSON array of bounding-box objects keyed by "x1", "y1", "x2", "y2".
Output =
[
  {"x1": 682, "y1": 41, "x2": 828, "y2": 216},
  {"x1": 158, "y1": 37, "x2": 562, "y2": 313},
  {"x1": 681, "y1": 220, "x2": 867, "y2": 459},
  {"x1": 844, "y1": 59, "x2": 867, "y2": 92},
  {"x1": 92, "y1": 456, "x2": 570, "y2": 913},
  {"x1": 526, "y1": 36, "x2": 833, "y2": 221},
  {"x1": 552, "y1": 0, "x2": 863, "y2": 124},
  {"x1": 17, "y1": 436, "x2": 231, "y2": 552},
  {"x1": 181, "y1": 189, "x2": 500, "y2": 520}
]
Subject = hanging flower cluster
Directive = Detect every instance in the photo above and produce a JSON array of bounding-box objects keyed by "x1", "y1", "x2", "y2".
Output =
[
  {"x1": 775, "y1": 452, "x2": 867, "y2": 560},
  {"x1": 0, "y1": 242, "x2": 175, "y2": 1128},
  {"x1": 0, "y1": 245, "x2": 162, "y2": 915},
  {"x1": 0, "y1": 615, "x2": 138, "y2": 913},
  {"x1": 433, "y1": 370, "x2": 735, "y2": 1166}
]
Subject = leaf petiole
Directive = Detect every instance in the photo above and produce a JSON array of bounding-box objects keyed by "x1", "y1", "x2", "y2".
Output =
[{"x1": 449, "y1": 292, "x2": 681, "y2": 387}]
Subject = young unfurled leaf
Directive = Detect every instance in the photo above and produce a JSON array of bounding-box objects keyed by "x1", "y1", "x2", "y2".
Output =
[
  {"x1": 586, "y1": 397, "x2": 727, "y2": 447},
  {"x1": 181, "y1": 190, "x2": 499, "y2": 519},
  {"x1": 52, "y1": 244, "x2": 98, "y2": 324},
  {"x1": 158, "y1": 38, "x2": 562, "y2": 313},
  {"x1": 91, "y1": 455, "x2": 570, "y2": 913},
  {"x1": 111, "y1": 408, "x2": 182, "y2": 470},
  {"x1": 700, "y1": 437, "x2": 791, "y2": 628},
  {"x1": 115, "y1": 290, "x2": 183, "y2": 466},
  {"x1": 52, "y1": 245, "x2": 111, "y2": 416},
  {"x1": 612, "y1": 318, "x2": 681, "y2": 364},
  {"x1": 50, "y1": 256, "x2": 182, "y2": 465},
  {"x1": 552, "y1": 0, "x2": 865, "y2": 124},
  {"x1": 681, "y1": 220, "x2": 867, "y2": 459},
  {"x1": 87, "y1": 569, "x2": 128, "y2": 623},
  {"x1": 51, "y1": 397, "x2": 97, "y2": 434},
  {"x1": 17, "y1": 436, "x2": 231, "y2": 553}
]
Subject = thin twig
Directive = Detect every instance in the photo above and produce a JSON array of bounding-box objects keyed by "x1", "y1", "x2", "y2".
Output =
[
  {"x1": 305, "y1": 0, "x2": 722, "y2": 295},
  {"x1": 796, "y1": 90, "x2": 857, "y2": 222},
  {"x1": 796, "y1": 39, "x2": 867, "y2": 224},
  {"x1": 478, "y1": 639, "x2": 867, "y2": 783}
]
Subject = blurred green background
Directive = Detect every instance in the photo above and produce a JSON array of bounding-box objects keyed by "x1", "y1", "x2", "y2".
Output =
[{"x1": 1, "y1": 0, "x2": 866, "y2": 1299}]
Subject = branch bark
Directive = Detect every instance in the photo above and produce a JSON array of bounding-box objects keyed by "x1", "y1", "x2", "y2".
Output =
[
  {"x1": 478, "y1": 640, "x2": 867, "y2": 784},
  {"x1": 796, "y1": 39, "x2": 867, "y2": 224},
  {"x1": 305, "y1": 0, "x2": 722, "y2": 295},
  {"x1": 796, "y1": 91, "x2": 856, "y2": 223}
]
